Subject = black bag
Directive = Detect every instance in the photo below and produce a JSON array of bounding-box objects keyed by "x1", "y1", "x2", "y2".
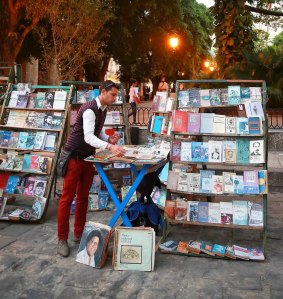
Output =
[{"x1": 56, "y1": 149, "x2": 72, "y2": 177}]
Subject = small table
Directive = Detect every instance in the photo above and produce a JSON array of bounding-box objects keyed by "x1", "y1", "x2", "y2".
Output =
[{"x1": 86, "y1": 157, "x2": 167, "y2": 228}]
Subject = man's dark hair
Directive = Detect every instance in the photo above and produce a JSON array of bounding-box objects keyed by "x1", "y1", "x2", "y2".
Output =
[
  {"x1": 100, "y1": 80, "x2": 119, "y2": 92},
  {"x1": 86, "y1": 229, "x2": 102, "y2": 246}
]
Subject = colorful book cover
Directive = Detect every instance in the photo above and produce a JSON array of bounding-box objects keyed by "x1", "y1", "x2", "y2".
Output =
[
  {"x1": 249, "y1": 140, "x2": 264, "y2": 163},
  {"x1": 27, "y1": 93, "x2": 37, "y2": 108},
  {"x1": 157, "y1": 94, "x2": 168, "y2": 112},
  {"x1": 243, "y1": 170, "x2": 259, "y2": 194},
  {"x1": 8, "y1": 91, "x2": 19, "y2": 107},
  {"x1": 225, "y1": 117, "x2": 236, "y2": 134},
  {"x1": 200, "y1": 241, "x2": 215, "y2": 256},
  {"x1": 16, "y1": 94, "x2": 28, "y2": 108},
  {"x1": 212, "y1": 244, "x2": 226, "y2": 256},
  {"x1": 12, "y1": 155, "x2": 24, "y2": 171},
  {"x1": 240, "y1": 87, "x2": 251, "y2": 100},
  {"x1": 177, "y1": 241, "x2": 189, "y2": 254},
  {"x1": 233, "y1": 245, "x2": 249, "y2": 260},
  {"x1": 51, "y1": 112, "x2": 64, "y2": 129},
  {"x1": 165, "y1": 200, "x2": 176, "y2": 219},
  {"x1": 77, "y1": 91, "x2": 87, "y2": 103},
  {"x1": 152, "y1": 116, "x2": 165, "y2": 134},
  {"x1": 220, "y1": 202, "x2": 233, "y2": 224},
  {"x1": 159, "y1": 240, "x2": 178, "y2": 252},
  {"x1": 248, "y1": 202, "x2": 263, "y2": 227},
  {"x1": 180, "y1": 142, "x2": 191, "y2": 162},
  {"x1": 22, "y1": 154, "x2": 32, "y2": 170},
  {"x1": 188, "y1": 173, "x2": 200, "y2": 193},
  {"x1": 188, "y1": 240, "x2": 201, "y2": 254},
  {"x1": 171, "y1": 141, "x2": 181, "y2": 162},
  {"x1": 8, "y1": 131, "x2": 19, "y2": 148},
  {"x1": 208, "y1": 202, "x2": 221, "y2": 223},
  {"x1": 258, "y1": 170, "x2": 268, "y2": 194},
  {"x1": 200, "y1": 113, "x2": 214, "y2": 134},
  {"x1": 178, "y1": 90, "x2": 190, "y2": 108},
  {"x1": 24, "y1": 176, "x2": 36, "y2": 196},
  {"x1": 209, "y1": 89, "x2": 221, "y2": 106},
  {"x1": 220, "y1": 88, "x2": 228, "y2": 105},
  {"x1": 17, "y1": 132, "x2": 29, "y2": 149},
  {"x1": 151, "y1": 95, "x2": 161, "y2": 112},
  {"x1": 200, "y1": 170, "x2": 215, "y2": 193},
  {"x1": 187, "y1": 113, "x2": 200, "y2": 133},
  {"x1": 223, "y1": 172, "x2": 236, "y2": 193},
  {"x1": 244, "y1": 101, "x2": 265, "y2": 121},
  {"x1": 44, "y1": 133, "x2": 57, "y2": 151},
  {"x1": 88, "y1": 194, "x2": 99, "y2": 211},
  {"x1": 187, "y1": 201, "x2": 199, "y2": 222},
  {"x1": 0, "y1": 173, "x2": 10, "y2": 189},
  {"x1": 76, "y1": 221, "x2": 111, "y2": 268},
  {"x1": 191, "y1": 142, "x2": 209, "y2": 162},
  {"x1": 198, "y1": 202, "x2": 208, "y2": 222},
  {"x1": 232, "y1": 175, "x2": 244, "y2": 194},
  {"x1": 248, "y1": 117, "x2": 262, "y2": 135},
  {"x1": 228, "y1": 85, "x2": 241, "y2": 105},
  {"x1": 172, "y1": 110, "x2": 188, "y2": 132},
  {"x1": 212, "y1": 175, "x2": 223, "y2": 194},
  {"x1": 223, "y1": 141, "x2": 236, "y2": 163},
  {"x1": 25, "y1": 132, "x2": 36, "y2": 150},
  {"x1": 4, "y1": 175, "x2": 20, "y2": 193},
  {"x1": 200, "y1": 89, "x2": 211, "y2": 107},
  {"x1": 98, "y1": 191, "x2": 109, "y2": 209},
  {"x1": 0, "y1": 131, "x2": 11, "y2": 147},
  {"x1": 188, "y1": 89, "x2": 201, "y2": 107},
  {"x1": 248, "y1": 247, "x2": 265, "y2": 261},
  {"x1": 236, "y1": 117, "x2": 249, "y2": 134},
  {"x1": 32, "y1": 177, "x2": 48, "y2": 197},
  {"x1": 35, "y1": 92, "x2": 45, "y2": 108},
  {"x1": 236, "y1": 138, "x2": 250, "y2": 164},
  {"x1": 34, "y1": 132, "x2": 47, "y2": 150},
  {"x1": 113, "y1": 227, "x2": 155, "y2": 271},
  {"x1": 233, "y1": 200, "x2": 248, "y2": 225},
  {"x1": 175, "y1": 200, "x2": 187, "y2": 220}
]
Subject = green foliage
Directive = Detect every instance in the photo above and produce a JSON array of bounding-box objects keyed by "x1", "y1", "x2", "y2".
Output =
[{"x1": 272, "y1": 30, "x2": 283, "y2": 48}]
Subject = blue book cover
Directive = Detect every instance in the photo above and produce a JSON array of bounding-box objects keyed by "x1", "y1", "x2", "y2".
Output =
[
  {"x1": 22, "y1": 154, "x2": 31, "y2": 170},
  {"x1": 228, "y1": 86, "x2": 241, "y2": 105},
  {"x1": 0, "y1": 131, "x2": 12, "y2": 147},
  {"x1": 0, "y1": 130, "x2": 3, "y2": 144},
  {"x1": 233, "y1": 200, "x2": 248, "y2": 225},
  {"x1": 200, "y1": 170, "x2": 215, "y2": 193},
  {"x1": 198, "y1": 202, "x2": 209, "y2": 222},
  {"x1": 258, "y1": 170, "x2": 267, "y2": 194},
  {"x1": 94, "y1": 89, "x2": 100, "y2": 99},
  {"x1": 212, "y1": 244, "x2": 226, "y2": 256},
  {"x1": 233, "y1": 175, "x2": 244, "y2": 194},
  {"x1": 237, "y1": 117, "x2": 249, "y2": 134},
  {"x1": 209, "y1": 89, "x2": 221, "y2": 106},
  {"x1": 200, "y1": 113, "x2": 214, "y2": 133},
  {"x1": 26, "y1": 132, "x2": 36, "y2": 150},
  {"x1": 236, "y1": 139, "x2": 250, "y2": 164},
  {"x1": 159, "y1": 162, "x2": 169, "y2": 183},
  {"x1": 5, "y1": 175, "x2": 20, "y2": 193},
  {"x1": 248, "y1": 117, "x2": 261, "y2": 134},
  {"x1": 87, "y1": 90, "x2": 94, "y2": 101},
  {"x1": 178, "y1": 90, "x2": 190, "y2": 108},
  {"x1": 191, "y1": 142, "x2": 209, "y2": 162},
  {"x1": 98, "y1": 190, "x2": 109, "y2": 209},
  {"x1": 152, "y1": 116, "x2": 165, "y2": 134},
  {"x1": 17, "y1": 132, "x2": 29, "y2": 149},
  {"x1": 188, "y1": 89, "x2": 201, "y2": 107},
  {"x1": 240, "y1": 87, "x2": 250, "y2": 100}
]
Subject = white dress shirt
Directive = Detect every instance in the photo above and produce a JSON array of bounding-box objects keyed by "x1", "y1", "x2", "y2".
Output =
[
  {"x1": 83, "y1": 97, "x2": 109, "y2": 149},
  {"x1": 76, "y1": 248, "x2": 95, "y2": 267}
]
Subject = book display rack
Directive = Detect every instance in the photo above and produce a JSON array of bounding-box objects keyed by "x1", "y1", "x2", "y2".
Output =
[
  {"x1": 0, "y1": 83, "x2": 73, "y2": 222},
  {"x1": 161, "y1": 79, "x2": 268, "y2": 261}
]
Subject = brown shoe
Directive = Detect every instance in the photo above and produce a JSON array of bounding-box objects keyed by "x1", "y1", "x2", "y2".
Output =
[
  {"x1": 73, "y1": 235, "x2": 81, "y2": 244},
  {"x1": 57, "y1": 240, "x2": 70, "y2": 257}
]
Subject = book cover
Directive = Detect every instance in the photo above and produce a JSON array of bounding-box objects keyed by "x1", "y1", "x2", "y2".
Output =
[
  {"x1": 233, "y1": 245, "x2": 249, "y2": 260},
  {"x1": 77, "y1": 91, "x2": 87, "y2": 104},
  {"x1": 24, "y1": 176, "x2": 36, "y2": 196},
  {"x1": 250, "y1": 87, "x2": 262, "y2": 101},
  {"x1": 122, "y1": 186, "x2": 137, "y2": 206},
  {"x1": 51, "y1": 112, "x2": 64, "y2": 129},
  {"x1": 208, "y1": 140, "x2": 222, "y2": 163},
  {"x1": 223, "y1": 141, "x2": 236, "y2": 163},
  {"x1": 220, "y1": 88, "x2": 228, "y2": 105},
  {"x1": 35, "y1": 92, "x2": 45, "y2": 108},
  {"x1": 159, "y1": 240, "x2": 178, "y2": 252},
  {"x1": 248, "y1": 202, "x2": 263, "y2": 227},
  {"x1": 220, "y1": 201, "x2": 233, "y2": 224},
  {"x1": 212, "y1": 244, "x2": 226, "y2": 257},
  {"x1": 236, "y1": 117, "x2": 249, "y2": 134},
  {"x1": 12, "y1": 155, "x2": 24, "y2": 171},
  {"x1": 32, "y1": 178, "x2": 48, "y2": 197},
  {"x1": 200, "y1": 242, "x2": 215, "y2": 256},
  {"x1": 188, "y1": 173, "x2": 200, "y2": 193},
  {"x1": 157, "y1": 94, "x2": 168, "y2": 112},
  {"x1": 88, "y1": 194, "x2": 99, "y2": 211},
  {"x1": 208, "y1": 202, "x2": 221, "y2": 223},
  {"x1": 248, "y1": 248, "x2": 265, "y2": 261},
  {"x1": 16, "y1": 94, "x2": 28, "y2": 108},
  {"x1": 233, "y1": 200, "x2": 248, "y2": 225},
  {"x1": 25, "y1": 132, "x2": 36, "y2": 150},
  {"x1": 0, "y1": 197, "x2": 8, "y2": 217},
  {"x1": 177, "y1": 173, "x2": 189, "y2": 192},
  {"x1": 175, "y1": 200, "x2": 187, "y2": 221},
  {"x1": 113, "y1": 226, "x2": 155, "y2": 271},
  {"x1": 165, "y1": 97, "x2": 174, "y2": 112},
  {"x1": 22, "y1": 154, "x2": 31, "y2": 170},
  {"x1": 187, "y1": 112, "x2": 200, "y2": 133},
  {"x1": 236, "y1": 138, "x2": 250, "y2": 164},
  {"x1": 31, "y1": 196, "x2": 47, "y2": 219},
  {"x1": 187, "y1": 240, "x2": 201, "y2": 254},
  {"x1": 243, "y1": 170, "x2": 259, "y2": 194},
  {"x1": 8, "y1": 91, "x2": 20, "y2": 107},
  {"x1": 188, "y1": 89, "x2": 201, "y2": 107},
  {"x1": 248, "y1": 116, "x2": 262, "y2": 135},
  {"x1": 44, "y1": 133, "x2": 57, "y2": 151},
  {"x1": 178, "y1": 90, "x2": 190, "y2": 108},
  {"x1": 98, "y1": 190, "x2": 109, "y2": 209},
  {"x1": 198, "y1": 202, "x2": 208, "y2": 222},
  {"x1": 212, "y1": 175, "x2": 223, "y2": 194},
  {"x1": 7, "y1": 131, "x2": 19, "y2": 148},
  {"x1": 232, "y1": 175, "x2": 244, "y2": 194},
  {"x1": 237, "y1": 103, "x2": 247, "y2": 117},
  {"x1": 244, "y1": 101, "x2": 265, "y2": 121},
  {"x1": 0, "y1": 131, "x2": 11, "y2": 147},
  {"x1": 177, "y1": 241, "x2": 188, "y2": 254},
  {"x1": 180, "y1": 142, "x2": 192, "y2": 162},
  {"x1": 165, "y1": 200, "x2": 176, "y2": 219},
  {"x1": 249, "y1": 140, "x2": 264, "y2": 163},
  {"x1": 200, "y1": 170, "x2": 215, "y2": 193},
  {"x1": 0, "y1": 173, "x2": 10, "y2": 189},
  {"x1": 166, "y1": 171, "x2": 179, "y2": 190},
  {"x1": 27, "y1": 93, "x2": 37, "y2": 108},
  {"x1": 77, "y1": 221, "x2": 111, "y2": 268},
  {"x1": 34, "y1": 132, "x2": 47, "y2": 150},
  {"x1": 4, "y1": 175, "x2": 20, "y2": 193},
  {"x1": 209, "y1": 89, "x2": 221, "y2": 106},
  {"x1": 200, "y1": 113, "x2": 214, "y2": 134},
  {"x1": 213, "y1": 114, "x2": 226, "y2": 134},
  {"x1": 151, "y1": 95, "x2": 161, "y2": 112},
  {"x1": 152, "y1": 116, "x2": 165, "y2": 134},
  {"x1": 200, "y1": 89, "x2": 211, "y2": 107},
  {"x1": 7, "y1": 110, "x2": 27, "y2": 127},
  {"x1": 223, "y1": 172, "x2": 236, "y2": 193},
  {"x1": 258, "y1": 170, "x2": 268, "y2": 194},
  {"x1": 225, "y1": 117, "x2": 236, "y2": 134},
  {"x1": 44, "y1": 92, "x2": 55, "y2": 109},
  {"x1": 89, "y1": 175, "x2": 101, "y2": 193},
  {"x1": 228, "y1": 85, "x2": 241, "y2": 105},
  {"x1": 172, "y1": 110, "x2": 188, "y2": 132},
  {"x1": 187, "y1": 201, "x2": 199, "y2": 222},
  {"x1": 225, "y1": 245, "x2": 236, "y2": 259},
  {"x1": 191, "y1": 142, "x2": 209, "y2": 162},
  {"x1": 171, "y1": 141, "x2": 181, "y2": 162},
  {"x1": 53, "y1": 91, "x2": 67, "y2": 109},
  {"x1": 240, "y1": 87, "x2": 251, "y2": 100}
]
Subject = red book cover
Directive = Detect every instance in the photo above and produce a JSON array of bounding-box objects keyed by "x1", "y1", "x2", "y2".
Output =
[
  {"x1": 171, "y1": 141, "x2": 181, "y2": 162},
  {"x1": 172, "y1": 110, "x2": 188, "y2": 132},
  {"x1": 30, "y1": 155, "x2": 40, "y2": 171},
  {"x1": 165, "y1": 200, "x2": 176, "y2": 219},
  {"x1": 0, "y1": 173, "x2": 10, "y2": 189}
]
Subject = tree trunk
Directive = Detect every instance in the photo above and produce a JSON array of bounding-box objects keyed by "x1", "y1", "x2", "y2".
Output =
[{"x1": 48, "y1": 58, "x2": 60, "y2": 85}]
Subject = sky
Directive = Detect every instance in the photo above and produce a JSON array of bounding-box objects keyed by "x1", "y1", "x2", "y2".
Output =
[{"x1": 196, "y1": 0, "x2": 214, "y2": 7}]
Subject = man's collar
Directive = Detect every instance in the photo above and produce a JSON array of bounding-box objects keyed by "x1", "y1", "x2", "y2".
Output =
[{"x1": 96, "y1": 96, "x2": 107, "y2": 111}]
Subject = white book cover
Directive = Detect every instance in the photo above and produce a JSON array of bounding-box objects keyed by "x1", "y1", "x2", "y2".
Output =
[
  {"x1": 225, "y1": 117, "x2": 236, "y2": 134},
  {"x1": 213, "y1": 114, "x2": 226, "y2": 133},
  {"x1": 200, "y1": 113, "x2": 214, "y2": 134},
  {"x1": 249, "y1": 87, "x2": 262, "y2": 101},
  {"x1": 104, "y1": 111, "x2": 121, "y2": 125},
  {"x1": 233, "y1": 245, "x2": 250, "y2": 260},
  {"x1": 211, "y1": 175, "x2": 223, "y2": 194},
  {"x1": 180, "y1": 142, "x2": 192, "y2": 162},
  {"x1": 208, "y1": 202, "x2": 221, "y2": 223},
  {"x1": 188, "y1": 173, "x2": 200, "y2": 193},
  {"x1": 248, "y1": 201, "x2": 263, "y2": 227},
  {"x1": 157, "y1": 95, "x2": 168, "y2": 112},
  {"x1": 233, "y1": 200, "x2": 248, "y2": 225},
  {"x1": 177, "y1": 173, "x2": 189, "y2": 192},
  {"x1": 150, "y1": 115, "x2": 155, "y2": 132},
  {"x1": 200, "y1": 89, "x2": 211, "y2": 107},
  {"x1": 9, "y1": 91, "x2": 20, "y2": 107},
  {"x1": 249, "y1": 140, "x2": 264, "y2": 163},
  {"x1": 167, "y1": 121, "x2": 172, "y2": 136},
  {"x1": 220, "y1": 202, "x2": 233, "y2": 220},
  {"x1": 208, "y1": 141, "x2": 222, "y2": 163},
  {"x1": 165, "y1": 97, "x2": 174, "y2": 112},
  {"x1": 53, "y1": 91, "x2": 67, "y2": 109},
  {"x1": 223, "y1": 172, "x2": 236, "y2": 193},
  {"x1": 244, "y1": 101, "x2": 265, "y2": 121}
]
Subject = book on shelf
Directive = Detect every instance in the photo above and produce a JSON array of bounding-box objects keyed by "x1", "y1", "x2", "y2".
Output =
[
  {"x1": 211, "y1": 175, "x2": 223, "y2": 194},
  {"x1": 171, "y1": 141, "x2": 181, "y2": 162},
  {"x1": 151, "y1": 95, "x2": 160, "y2": 112},
  {"x1": 208, "y1": 141, "x2": 222, "y2": 163},
  {"x1": 44, "y1": 92, "x2": 55, "y2": 109},
  {"x1": 212, "y1": 244, "x2": 226, "y2": 257},
  {"x1": 198, "y1": 202, "x2": 208, "y2": 222},
  {"x1": 8, "y1": 91, "x2": 20, "y2": 107},
  {"x1": 44, "y1": 133, "x2": 57, "y2": 151},
  {"x1": 188, "y1": 240, "x2": 201, "y2": 254},
  {"x1": 24, "y1": 176, "x2": 36, "y2": 196},
  {"x1": 222, "y1": 172, "x2": 236, "y2": 193},
  {"x1": 165, "y1": 97, "x2": 174, "y2": 112},
  {"x1": 225, "y1": 117, "x2": 236, "y2": 134},
  {"x1": 187, "y1": 112, "x2": 200, "y2": 133},
  {"x1": 200, "y1": 113, "x2": 214, "y2": 134},
  {"x1": 16, "y1": 94, "x2": 28, "y2": 108},
  {"x1": 34, "y1": 132, "x2": 47, "y2": 150},
  {"x1": 220, "y1": 202, "x2": 233, "y2": 224},
  {"x1": 200, "y1": 89, "x2": 210, "y2": 107},
  {"x1": 180, "y1": 142, "x2": 191, "y2": 162},
  {"x1": 8, "y1": 208, "x2": 31, "y2": 220},
  {"x1": 76, "y1": 221, "x2": 111, "y2": 268},
  {"x1": 233, "y1": 245, "x2": 249, "y2": 260},
  {"x1": 187, "y1": 201, "x2": 199, "y2": 222},
  {"x1": 224, "y1": 245, "x2": 236, "y2": 259},
  {"x1": 159, "y1": 240, "x2": 178, "y2": 252},
  {"x1": 17, "y1": 83, "x2": 31, "y2": 93},
  {"x1": 175, "y1": 200, "x2": 187, "y2": 221},
  {"x1": 113, "y1": 226, "x2": 155, "y2": 271},
  {"x1": 191, "y1": 142, "x2": 209, "y2": 162},
  {"x1": 53, "y1": 91, "x2": 67, "y2": 109},
  {"x1": 248, "y1": 117, "x2": 262, "y2": 134},
  {"x1": 220, "y1": 88, "x2": 228, "y2": 105},
  {"x1": 77, "y1": 91, "x2": 87, "y2": 104},
  {"x1": 209, "y1": 89, "x2": 221, "y2": 106},
  {"x1": 156, "y1": 93, "x2": 168, "y2": 112},
  {"x1": 258, "y1": 170, "x2": 268, "y2": 194},
  {"x1": 200, "y1": 170, "x2": 215, "y2": 193},
  {"x1": 177, "y1": 241, "x2": 189, "y2": 254},
  {"x1": 223, "y1": 141, "x2": 236, "y2": 163},
  {"x1": 6, "y1": 110, "x2": 27, "y2": 127},
  {"x1": 233, "y1": 200, "x2": 248, "y2": 225},
  {"x1": 178, "y1": 90, "x2": 190, "y2": 108},
  {"x1": 177, "y1": 173, "x2": 189, "y2": 192},
  {"x1": 243, "y1": 170, "x2": 259, "y2": 194},
  {"x1": 249, "y1": 87, "x2": 262, "y2": 101},
  {"x1": 0, "y1": 130, "x2": 11, "y2": 147},
  {"x1": 208, "y1": 202, "x2": 221, "y2": 223},
  {"x1": 236, "y1": 117, "x2": 249, "y2": 134},
  {"x1": 27, "y1": 93, "x2": 37, "y2": 108},
  {"x1": 244, "y1": 101, "x2": 265, "y2": 120},
  {"x1": 88, "y1": 194, "x2": 99, "y2": 211},
  {"x1": 35, "y1": 92, "x2": 45, "y2": 108},
  {"x1": 236, "y1": 139, "x2": 250, "y2": 164},
  {"x1": 200, "y1": 241, "x2": 215, "y2": 256},
  {"x1": 4, "y1": 175, "x2": 20, "y2": 193},
  {"x1": 188, "y1": 173, "x2": 200, "y2": 193},
  {"x1": 152, "y1": 116, "x2": 165, "y2": 134},
  {"x1": 172, "y1": 110, "x2": 188, "y2": 132},
  {"x1": 31, "y1": 196, "x2": 47, "y2": 219},
  {"x1": 213, "y1": 114, "x2": 226, "y2": 133},
  {"x1": 227, "y1": 85, "x2": 241, "y2": 105},
  {"x1": 248, "y1": 202, "x2": 263, "y2": 227},
  {"x1": 248, "y1": 247, "x2": 265, "y2": 261},
  {"x1": 33, "y1": 177, "x2": 48, "y2": 197},
  {"x1": 104, "y1": 111, "x2": 121, "y2": 125},
  {"x1": 240, "y1": 87, "x2": 251, "y2": 101},
  {"x1": 0, "y1": 173, "x2": 11, "y2": 189},
  {"x1": 165, "y1": 200, "x2": 176, "y2": 219},
  {"x1": 232, "y1": 175, "x2": 244, "y2": 194},
  {"x1": 7, "y1": 131, "x2": 19, "y2": 148},
  {"x1": 249, "y1": 140, "x2": 264, "y2": 163},
  {"x1": 166, "y1": 171, "x2": 179, "y2": 190},
  {"x1": 98, "y1": 190, "x2": 109, "y2": 209},
  {"x1": 188, "y1": 89, "x2": 201, "y2": 107}
]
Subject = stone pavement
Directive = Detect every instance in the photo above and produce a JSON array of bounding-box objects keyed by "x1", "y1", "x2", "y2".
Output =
[{"x1": 0, "y1": 150, "x2": 283, "y2": 299}]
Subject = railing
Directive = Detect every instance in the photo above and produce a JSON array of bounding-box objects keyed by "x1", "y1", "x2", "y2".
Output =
[{"x1": 267, "y1": 109, "x2": 283, "y2": 130}]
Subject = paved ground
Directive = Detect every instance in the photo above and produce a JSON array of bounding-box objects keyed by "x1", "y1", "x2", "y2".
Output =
[{"x1": 0, "y1": 150, "x2": 282, "y2": 299}]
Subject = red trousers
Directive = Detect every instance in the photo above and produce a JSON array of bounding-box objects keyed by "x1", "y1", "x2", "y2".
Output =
[{"x1": 57, "y1": 158, "x2": 95, "y2": 240}]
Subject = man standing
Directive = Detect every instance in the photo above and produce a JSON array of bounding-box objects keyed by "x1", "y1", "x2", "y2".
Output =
[
  {"x1": 127, "y1": 80, "x2": 139, "y2": 124},
  {"x1": 57, "y1": 80, "x2": 125, "y2": 257}
]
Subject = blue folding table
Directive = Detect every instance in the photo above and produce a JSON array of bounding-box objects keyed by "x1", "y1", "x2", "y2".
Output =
[{"x1": 91, "y1": 158, "x2": 167, "y2": 228}]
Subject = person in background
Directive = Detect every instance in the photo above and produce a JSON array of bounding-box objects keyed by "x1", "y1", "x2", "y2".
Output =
[
  {"x1": 57, "y1": 80, "x2": 125, "y2": 258},
  {"x1": 158, "y1": 76, "x2": 169, "y2": 92},
  {"x1": 128, "y1": 79, "x2": 139, "y2": 124}
]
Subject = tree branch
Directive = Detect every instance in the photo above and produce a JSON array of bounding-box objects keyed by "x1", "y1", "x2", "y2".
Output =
[{"x1": 245, "y1": 5, "x2": 283, "y2": 17}]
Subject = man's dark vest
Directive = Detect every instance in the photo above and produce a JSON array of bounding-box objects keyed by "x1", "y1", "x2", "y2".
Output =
[{"x1": 65, "y1": 99, "x2": 106, "y2": 158}]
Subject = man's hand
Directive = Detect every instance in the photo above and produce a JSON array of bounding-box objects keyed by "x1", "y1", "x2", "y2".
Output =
[
  {"x1": 108, "y1": 134, "x2": 120, "y2": 145},
  {"x1": 109, "y1": 144, "x2": 125, "y2": 157}
]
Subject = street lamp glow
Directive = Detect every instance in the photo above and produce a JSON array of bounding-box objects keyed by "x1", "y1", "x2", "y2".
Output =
[
  {"x1": 169, "y1": 37, "x2": 179, "y2": 50},
  {"x1": 204, "y1": 60, "x2": 210, "y2": 68}
]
